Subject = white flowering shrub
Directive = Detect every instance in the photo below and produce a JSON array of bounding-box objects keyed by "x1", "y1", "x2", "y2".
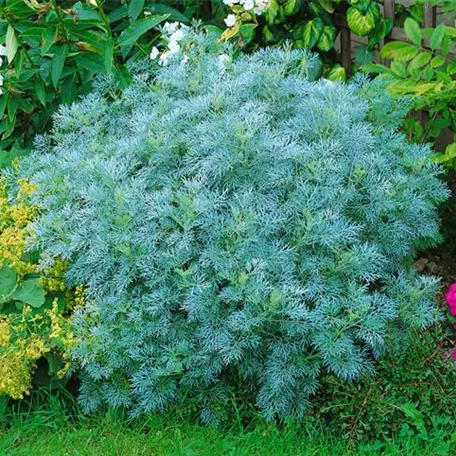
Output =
[{"x1": 18, "y1": 29, "x2": 448, "y2": 421}]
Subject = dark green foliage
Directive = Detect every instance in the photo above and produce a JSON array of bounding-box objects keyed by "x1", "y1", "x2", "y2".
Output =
[{"x1": 313, "y1": 325, "x2": 456, "y2": 442}]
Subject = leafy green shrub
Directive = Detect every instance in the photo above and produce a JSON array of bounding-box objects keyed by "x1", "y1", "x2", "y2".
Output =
[
  {"x1": 17, "y1": 29, "x2": 448, "y2": 420},
  {"x1": 0, "y1": 176, "x2": 83, "y2": 399},
  {"x1": 0, "y1": 0, "x2": 188, "y2": 160},
  {"x1": 364, "y1": 13, "x2": 456, "y2": 171},
  {"x1": 220, "y1": 0, "x2": 393, "y2": 80}
]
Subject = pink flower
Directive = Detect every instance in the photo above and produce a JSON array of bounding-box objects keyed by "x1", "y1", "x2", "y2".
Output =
[
  {"x1": 445, "y1": 283, "x2": 456, "y2": 316},
  {"x1": 451, "y1": 349, "x2": 456, "y2": 361}
]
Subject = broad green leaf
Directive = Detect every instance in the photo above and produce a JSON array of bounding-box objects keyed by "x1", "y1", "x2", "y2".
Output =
[
  {"x1": 0, "y1": 143, "x2": 30, "y2": 170},
  {"x1": 380, "y1": 42, "x2": 419, "y2": 61},
  {"x1": 11, "y1": 278, "x2": 46, "y2": 308},
  {"x1": 128, "y1": 0, "x2": 145, "y2": 23},
  {"x1": 51, "y1": 44, "x2": 69, "y2": 88},
  {"x1": 42, "y1": 26, "x2": 58, "y2": 54},
  {"x1": 145, "y1": 4, "x2": 190, "y2": 23},
  {"x1": 356, "y1": 44, "x2": 375, "y2": 65},
  {"x1": 34, "y1": 79, "x2": 46, "y2": 105},
  {"x1": 61, "y1": 73, "x2": 77, "y2": 105},
  {"x1": 346, "y1": 3, "x2": 380, "y2": 37},
  {"x1": 429, "y1": 24, "x2": 446, "y2": 50},
  {"x1": 447, "y1": 60, "x2": 456, "y2": 75},
  {"x1": 103, "y1": 39, "x2": 114, "y2": 73},
  {"x1": 319, "y1": 0, "x2": 335, "y2": 13},
  {"x1": 433, "y1": 143, "x2": 456, "y2": 164},
  {"x1": 388, "y1": 79, "x2": 420, "y2": 95},
  {"x1": 317, "y1": 25, "x2": 337, "y2": 53},
  {"x1": 326, "y1": 65, "x2": 346, "y2": 81},
  {"x1": 117, "y1": 14, "x2": 169, "y2": 47},
  {"x1": 408, "y1": 51, "x2": 432, "y2": 71},
  {"x1": 46, "y1": 352, "x2": 64, "y2": 376},
  {"x1": 239, "y1": 24, "x2": 257, "y2": 45},
  {"x1": 265, "y1": 0, "x2": 279, "y2": 26},
  {"x1": 283, "y1": 0, "x2": 298, "y2": 16},
  {"x1": 0, "y1": 262, "x2": 17, "y2": 298},
  {"x1": 404, "y1": 18, "x2": 421, "y2": 46},
  {"x1": 368, "y1": 18, "x2": 393, "y2": 48},
  {"x1": 430, "y1": 55, "x2": 445, "y2": 68},
  {"x1": 77, "y1": 54, "x2": 106, "y2": 74},
  {"x1": 391, "y1": 61, "x2": 408, "y2": 79},
  {"x1": 6, "y1": 25, "x2": 19, "y2": 63},
  {"x1": 302, "y1": 18, "x2": 324, "y2": 49},
  {"x1": 301, "y1": 53, "x2": 323, "y2": 81},
  {"x1": 362, "y1": 63, "x2": 392, "y2": 75}
]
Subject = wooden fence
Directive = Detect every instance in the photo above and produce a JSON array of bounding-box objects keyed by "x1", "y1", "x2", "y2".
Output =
[{"x1": 334, "y1": 0, "x2": 438, "y2": 77}]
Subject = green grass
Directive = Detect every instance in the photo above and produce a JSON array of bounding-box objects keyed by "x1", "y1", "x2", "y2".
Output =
[{"x1": 0, "y1": 393, "x2": 455, "y2": 456}]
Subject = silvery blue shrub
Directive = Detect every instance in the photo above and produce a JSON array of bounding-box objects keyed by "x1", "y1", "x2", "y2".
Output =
[{"x1": 18, "y1": 29, "x2": 448, "y2": 421}]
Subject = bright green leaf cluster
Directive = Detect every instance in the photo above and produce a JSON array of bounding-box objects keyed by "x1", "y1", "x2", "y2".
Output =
[{"x1": 364, "y1": 11, "x2": 456, "y2": 170}]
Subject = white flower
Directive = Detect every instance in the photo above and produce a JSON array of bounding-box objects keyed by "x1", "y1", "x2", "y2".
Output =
[
  {"x1": 168, "y1": 40, "x2": 180, "y2": 55},
  {"x1": 181, "y1": 55, "x2": 189, "y2": 64},
  {"x1": 159, "y1": 51, "x2": 170, "y2": 66},
  {"x1": 0, "y1": 57, "x2": 3, "y2": 67},
  {"x1": 144, "y1": 11, "x2": 151, "y2": 16},
  {"x1": 223, "y1": 0, "x2": 239, "y2": 5},
  {"x1": 149, "y1": 46, "x2": 159, "y2": 60},
  {"x1": 254, "y1": 0, "x2": 269, "y2": 14},
  {"x1": 0, "y1": 88, "x2": 3, "y2": 95},
  {"x1": 0, "y1": 45, "x2": 6, "y2": 57},
  {"x1": 224, "y1": 14, "x2": 236, "y2": 27},
  {"x1": 162, "y1": 22, "x2": 179, "y2": 36},
  {"x1": 0, "y1": 75, "x2": 4, "y2": 86},
  {"x1": 170, "y1": 29, "x2": 185, "y2": 43},
  {"x1": 242, "y1": 0, "x2": 254, "y2": 10}
]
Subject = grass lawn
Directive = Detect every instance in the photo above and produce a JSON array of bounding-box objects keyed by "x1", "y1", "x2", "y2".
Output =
[{"x1": 1, "y1": 397, "x2": 455, "y2": 456}]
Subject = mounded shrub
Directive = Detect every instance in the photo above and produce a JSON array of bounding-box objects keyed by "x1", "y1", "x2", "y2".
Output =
[{"x1": 17, "y1": 30, "x2": 448, "y2": 420}]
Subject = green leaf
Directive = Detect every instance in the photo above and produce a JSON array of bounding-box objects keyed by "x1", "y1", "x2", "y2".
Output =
[
  {"x1": 316, "y1": 25, "x2": 337, "y2": 53},
  {"x1": 0, "y1": 142, "x2": 30, "y2": 169},
  {"x1": 128, "y1": 0, "x2": 145, "y2": 23},
  {"x1": 403, "y1": 18, "x2": 421, "y2": 46},
  {"x1": 11, "y1": 278, "x2": 46, "y2": 308},
  {"x1": 46, "y1": 352, "x2": 64, "y2": 376},
  {"x1": 283, "y1": 0, "x2": 298, "y2": 16},
  {"x1": 346, "y1": 3, "x2": 380, "y2": 37},
  {"x1": 432, "y1": 143, "x2": 456, "y2": 164},
  {"x1": 430, "y1": 55, "x2": 445, "y2": 68},
  {"x1": 319, "y1": 0, "x2": 335, "y2": 13},
  {"x1": 145, "y1": 4, "x2": 190, "y2": 23},
  {"x1": 103, "y1": 39, "x2": 114, "y2": 73},
  {"x1": 42, "y1": 26, "x2": 58, "y2": 54},
  {"x1": 429, "y1": 24, "x2": 446, "y2": 50},
  {"x1": 302, "y1": 18, "x2": 324, "y2": 49},
  {"x1": 0, "y1": 262, "x2": 17, "y2": 299},
  {"x1": 326, "y1": 65, "x2": 346, "y2": 81},
  {"x1": 408, "y1": 51, "x2": 432, "y2": 71},
  {"x1": 117, "y1": 14, "x2": 169, "y2": 48},
  {"x1": 34, "y1": 78, "x2": 46, "y2": 105},
  {"x1": 61, "y1": 73, "x2": 77, "y2": 105},
  {"x1": 368, "y1": 18, "x2": 393, "y2": 48},
  {"x1": 51, "y1": 44, "x2": 69, "y2": 89},
  {"x1": 356, "y1": 44, "x2": 375, "y2": 65},
  {"x1": 380, "y1": 42, "x2": 420, "y2": 61},
  {"x1": 6, "y1": 25, "x2": 19, "y2": 64},
  {"x1": 362, "y1": 63, "x2": 392, "y2": 75},
  {"x1": 447, "y1": 60, "x2": 456, "y2": 75},
  {"x1": 77, "y1": 54, "x2": 106, "y2": 74}
]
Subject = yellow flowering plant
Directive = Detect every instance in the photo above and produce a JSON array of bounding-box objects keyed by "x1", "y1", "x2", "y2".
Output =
[{"x1": 0, "y1": 176, "x2": 82, "y2": 400}]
